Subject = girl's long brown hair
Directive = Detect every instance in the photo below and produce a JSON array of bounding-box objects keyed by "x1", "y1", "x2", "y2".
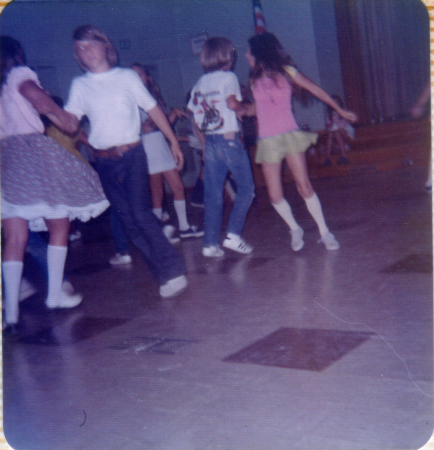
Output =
[
  {"x1": 0, "y1": 36, "x2": 26, "y2": 90},
  {"x1": 248, "y1": 32, "x2": 311, "y2": 105},
  {"x1": 131, "y1": 63, "x2": 165, "y2": 109}
]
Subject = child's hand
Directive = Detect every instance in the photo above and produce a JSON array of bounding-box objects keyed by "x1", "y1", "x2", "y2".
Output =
[
  {"x1": 58, "y1": 110, "x2": 80, "y2": 134},
  {"x1": 235, "y1": 110, "x2": 245, "y2": 122},
  {"x1": 169, "y1": 107, "x2": 190, "y2": 124},
  {"x1": 171, "y1": 141, "x2": 184, "y2": 171},
  {"x1": 339, "y1": 109, "x2": 358, "y2": 123}
]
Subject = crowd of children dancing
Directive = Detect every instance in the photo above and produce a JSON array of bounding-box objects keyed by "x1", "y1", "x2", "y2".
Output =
[{"x1": 1, "y1": 26, "x2": 357, "y2": 331}]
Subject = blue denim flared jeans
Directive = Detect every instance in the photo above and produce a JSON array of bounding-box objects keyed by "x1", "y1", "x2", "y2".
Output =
[{"x1": 203, "y1": 134, "x2": 255, "y2": 246}]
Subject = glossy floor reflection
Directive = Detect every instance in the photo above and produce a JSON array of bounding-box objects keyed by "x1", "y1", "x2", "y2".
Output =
[{"x1": 3, "y1": 167, "x2": 433, "y2": 450}]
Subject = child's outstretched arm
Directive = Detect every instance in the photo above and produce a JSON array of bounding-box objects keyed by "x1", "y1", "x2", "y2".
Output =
[
  {"x1": 292, "y1": 72, "x2": 357, "y2": 123},
  {"x1": 147, "y1": 104, "x2": 184, "y2": 171},
  {"x1": 19, "y1": 80, "x2": 79, "y2": 134}
]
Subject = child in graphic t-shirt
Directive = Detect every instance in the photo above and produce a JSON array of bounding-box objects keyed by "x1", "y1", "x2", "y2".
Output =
[{"x1": 188, "y1": 37, "x2": 255, "y2": 257}]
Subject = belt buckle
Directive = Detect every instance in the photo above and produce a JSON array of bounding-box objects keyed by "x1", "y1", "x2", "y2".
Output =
[
  {"x1": 107, "y1": 147, "x2": 121, "y2": 160},
  {"x1": 115, "y1": 146, "x2": 124, "y2": 158}
]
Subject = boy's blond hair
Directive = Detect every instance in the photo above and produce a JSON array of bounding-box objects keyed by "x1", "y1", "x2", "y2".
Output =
[
  {"x1": 72, "y1": 24, "x2": 118, "y2": 71},
  {"x1": 200, "y1": 37, "x2": 234, "y2": 73}
]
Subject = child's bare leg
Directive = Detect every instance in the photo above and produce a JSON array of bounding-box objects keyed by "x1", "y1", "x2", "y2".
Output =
[
  {"x1": 335, "y1": 130, "x2": 348, "y2": 158},
  {"x1": 262, "y1": 161, "x2": 301, "y2": 232},
  {"x1": 149, "y1": 173, "x2": 164, "y2": 219},
  {"x1": 326, "y1": 130, "x2": 334, "y2": 159},
  {"x1": 285, "y1": 153, "x2": 330, "y2": 237},
  {"x1": 163, "y1": 169, "x2": 185, "y2": 200}
]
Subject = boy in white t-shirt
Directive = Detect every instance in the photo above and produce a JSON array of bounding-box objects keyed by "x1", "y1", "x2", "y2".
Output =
[
  {"x1": 66, "y1": 25, "x2": 187, "y2": 298},
  {"x1": 188, "y1": 37, "x2": 255, "y2": 257}
]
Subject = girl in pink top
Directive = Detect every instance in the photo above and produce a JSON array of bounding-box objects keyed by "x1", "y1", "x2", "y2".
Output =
[{"x1": 246, "y1": 32, "x2": 357, "y2": 251}]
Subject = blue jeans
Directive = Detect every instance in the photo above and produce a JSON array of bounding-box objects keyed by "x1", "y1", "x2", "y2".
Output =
[
  {"x1": 110, "y1": 207, "x2": 130, "y2": 255},
  {"x1": 203, "y1": 134, "x2": 255, "y2": 246},
  {"x1": 95, "y1": 144, "x2": 186, "y2": 285}
]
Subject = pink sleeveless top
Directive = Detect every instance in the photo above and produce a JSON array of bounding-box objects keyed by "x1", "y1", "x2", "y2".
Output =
[{"x1": 252, "y1": 71, "x2": 299, "y2": 139}]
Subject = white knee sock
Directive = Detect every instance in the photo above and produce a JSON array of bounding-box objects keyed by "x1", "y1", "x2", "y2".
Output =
[
  {"x1": 152, "y1": 208, "x2": 163, "y2": 220},
  {"x1": 2, "y1": 261, "x2": 23, "y2": 325},
  {"x1": 174, "y1": 199, "x2": 190, "y2": 231},
  {"x1": 272, "y1": 199, "x2": 300, "y2": 231},
  {"x1": 46, "y1": 245, "x2": 68, "y2": 307},
  {"x1": 305, "y1": 193, "x2": 329, "y2": 236}
]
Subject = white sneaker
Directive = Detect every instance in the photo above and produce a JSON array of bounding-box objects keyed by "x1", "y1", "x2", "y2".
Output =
[
  {"x1": 159, "y1": 275, "x2": 188, "y2": 298},
  {"x1": 290, "y1": 228, "x2": 304, "y2": 252},
  {"x1": 202, "y1": 245, "x2": 225, "y2": 257},
  {"x1": 109, "y1": 253, "x2": 132, "y2": 265},
  {"x1": 163, "y1": 225, "x2": 181, "y2": 244},
  {"x1": 319, "y1": 232, "x2": 340, "y2": 250},
  {"x1": 222, "y1": 234, "x2": 253, "y2": 254},
  {"x1": 19, "y1": 278, "x2": 37, "y2": 301},
  {"x1": 46, "y1": 290, "x2": 83, "y2": 309}
]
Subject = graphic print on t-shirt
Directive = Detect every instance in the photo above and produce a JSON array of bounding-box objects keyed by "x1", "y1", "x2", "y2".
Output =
[{"x1": 192, "y1": 91, "x2": 224, "y2": 132}]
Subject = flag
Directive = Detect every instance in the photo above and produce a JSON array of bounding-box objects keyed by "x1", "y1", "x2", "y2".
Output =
[{"x1": 252, "y1": 0, "x2": 266, "y2": 34}]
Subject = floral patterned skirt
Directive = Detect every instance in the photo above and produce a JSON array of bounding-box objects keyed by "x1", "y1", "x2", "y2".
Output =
[{"x1": 1, "y1": 133, "x2": 109, "y2": 231}]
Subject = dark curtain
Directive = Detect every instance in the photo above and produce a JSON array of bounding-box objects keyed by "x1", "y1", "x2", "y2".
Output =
[{"x1": 334, "y1": 0, "x2": 430, "y2": 125}]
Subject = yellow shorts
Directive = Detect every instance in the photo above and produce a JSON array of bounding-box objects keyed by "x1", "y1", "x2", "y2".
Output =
[{"x1": 255, "y1": 130, "x2": 318, "y2": 164}]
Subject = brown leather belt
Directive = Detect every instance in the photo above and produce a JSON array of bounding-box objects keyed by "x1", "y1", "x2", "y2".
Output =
[{"x1": 95, "y1": 140, "x2": 141, "y2": 160}]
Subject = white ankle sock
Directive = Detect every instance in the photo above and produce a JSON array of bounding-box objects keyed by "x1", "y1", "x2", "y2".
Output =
[
  {"x1": 46, "y1": 245, "x2": 68, "y2": 307},
  {"x1": 272, "y1": 199, "x2": 300, "y2": 231},
  {"x1": 2, "y1": 261, "x2": 23, "y2": 324},
  {"x1": 174, "y1": 199, "x2": 190, "y2": 231},
  {"x1": 152, "y1": 208, "x2": 163, "y2": 220},
  {"x1": 305, "y1": 193, "x2": 329, "y2": 236}
]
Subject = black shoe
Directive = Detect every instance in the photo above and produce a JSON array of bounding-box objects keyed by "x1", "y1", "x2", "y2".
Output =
[
  {"x1": 179, "y1": 226, "x2": 204, "y2": 238},
  {"x1": 3, "y1": 323, "x2": 20, "y2": 338}
]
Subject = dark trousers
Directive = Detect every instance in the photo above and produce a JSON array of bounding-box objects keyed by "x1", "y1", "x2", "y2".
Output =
[
  {"x1": 95, "y1": 144, "x2": 185, "y2": 285},
  {"x1": 110, "y1": 207, "x2": 130, "y2": 255}
]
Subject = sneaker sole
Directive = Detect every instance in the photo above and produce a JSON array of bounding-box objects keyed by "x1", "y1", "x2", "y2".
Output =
[
  {"x1": 160, "y1": 279, "x2": 188, "y2": 298},
  {"x1": 222, "y1": 241, "x2": 253, "y2": 255},
  {"x1": 202, "y1": 248, "x2": 225, "y2": 257},
  {"x1": 180, "y1": 232, "x2": 204, "y2": 239},
  {"x1": 109, "y1": 259, "x2": 132, "y2": 265},
  {"x1": 290, "y1": 229, "x2": 304, "y2": 252},
  {"x1": 325, "y1": 244, "x2": 340, "y2": 250},
  {"x1": 292, "y1": 241, "x2": 304, "y2": 252},
  {"x1": 46, "y1": 294, "x2": 83, "y2": 309}
]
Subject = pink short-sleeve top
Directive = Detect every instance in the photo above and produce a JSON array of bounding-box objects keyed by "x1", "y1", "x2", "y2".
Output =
[{"x1": 0, "y1": 66, "x2": 44, "y2": 140}]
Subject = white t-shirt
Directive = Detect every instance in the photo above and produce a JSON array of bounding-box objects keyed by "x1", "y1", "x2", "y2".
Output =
[
  {"x1": 0, "y1": 66, "x2": 45, "y2": 140},
  {"x1": 188, "y1": 70, "x2": 241, "y2": 134},
  {"x1": 65, "y1": 67, "x2": 157, "y2": 150}
]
